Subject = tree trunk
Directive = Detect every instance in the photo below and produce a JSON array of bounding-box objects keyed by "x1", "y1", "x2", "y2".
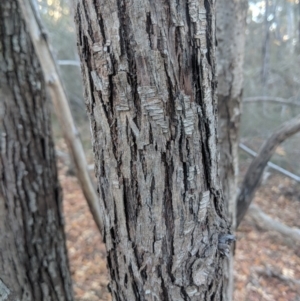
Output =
[
  {"x1": 18, "y1": 0, "x2": 102, "y2": 233},
  {"x1": 216, "y1": 0, "x2": 247, "y2": 237},
  {"x1": 74, "y1": 0, "x2": 230, "y2": 300},
  {"x1": 262, "y1": 0, "x2": 270, "y2": 86},
  {"x1": 0, "y1": 1, "x2": 74, "y2": 300},
  {"x1": 216, "y1": 0, "x2": 247, "y2": 300},
  {"x1": 298, "y1": 1, "x2": 300, "y2": 48}
]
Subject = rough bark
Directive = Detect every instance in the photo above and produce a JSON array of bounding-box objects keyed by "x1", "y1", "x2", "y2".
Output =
[
  {"x1": 236, "y1": 114, "x2": 300, "y2": 227},
  {"x1": 74, "y1": 0, "x2": 230, "y2": 300},
  {"x1": 0, "y1": 1, "x2": 74, "y2": 300},
  {"x1": 216, "y1": 1, "x2": 247, "y2": 300},
  {"x1": 18, "y1": 0, "x2": 102, "y2": 232}
]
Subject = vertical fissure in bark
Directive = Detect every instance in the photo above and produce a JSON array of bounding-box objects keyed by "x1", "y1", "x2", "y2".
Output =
[
  {"x1": 203, "y1": 1, "x2": 214, "y2": 68},
  {"x1": 159, "y1": 265, "x2": 170, "y2": 301}
]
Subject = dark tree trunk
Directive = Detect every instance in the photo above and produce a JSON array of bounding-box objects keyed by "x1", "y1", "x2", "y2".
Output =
[
  {"x1": 74, "y1": 0, "x2": 230, "y2": 300},
  {"x1": 0, "y1": 1, "x2": 74, "y2": 300}
]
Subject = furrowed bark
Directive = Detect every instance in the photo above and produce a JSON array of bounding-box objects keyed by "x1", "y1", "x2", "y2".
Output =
[
  {"x1": 0, "y1": 1, "x2": 73, "y2": 300},
  {"x1": 74, "y1": 0, "x2": 230, "y2": 300},
  {"x1": 237, "y1": 114, "x2": 300, "y2": 227},
  {"x1": 18, "y1": 0, "x2": 102, "y2": 233},
  {"x1": 216, "y1": 0, "x2": 247, "y2": 300}
]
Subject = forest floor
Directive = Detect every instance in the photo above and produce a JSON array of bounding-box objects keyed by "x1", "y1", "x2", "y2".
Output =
[{"x1": 58, "y1": 146, "x2": 300, "y2": 301}]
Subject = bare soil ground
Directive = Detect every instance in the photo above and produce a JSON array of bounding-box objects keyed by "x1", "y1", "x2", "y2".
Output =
[{"x1": 59, "y1": 156, "x2": 300, "y2": 301}]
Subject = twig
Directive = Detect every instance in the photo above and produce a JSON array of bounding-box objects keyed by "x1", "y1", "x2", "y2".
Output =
[
  {"x1": 248, "y1": 204, "x2": 300, "y2": 244},
  {"x1": 254, "y1": 265, "x2": 300, "y2": 290},
  {"x1": 244, "y1": 96, "x2": 300, "y2": 107},
  {"x1": 58, "y1": 60, "x2": 81, "y2": 66},
  {"x1": 239, "y1": 143, "x2": 300, "y2": 182}
]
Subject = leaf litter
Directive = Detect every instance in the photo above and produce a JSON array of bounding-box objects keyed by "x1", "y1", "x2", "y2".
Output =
[{"x1": 58, "y1": 155, "x2": 300, "y2": 301}]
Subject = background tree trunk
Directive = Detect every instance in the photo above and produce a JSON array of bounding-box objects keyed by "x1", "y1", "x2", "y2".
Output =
[
  {"x1": 0, "y1": 1, "x2": 74, "y2": 300},
  {"x1": 18, "y1": 0, "x2": 102, "y2": 232},
  {"x1": 216, "y1": 0, "x2": 248, "y2": 300},
  {"x1": 262, "y1": 0, "x2": 271, "y2": 86},
  {"x1": 236, "y1": 114, "x2": 300, "y2": 227},
  {"x1": 216, "y1": 0, "x2": 247, "y2": 234},
  {"x1": 74, "y1": 0, "x2": 230, "y2": 300}
]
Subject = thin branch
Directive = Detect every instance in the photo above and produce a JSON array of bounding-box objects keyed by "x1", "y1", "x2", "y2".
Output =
[
  {"x1": 58, "y1": 60, "x2": 81, "y2": 66},
  {"x1": 248, "y1": 204, "x2": 300, "y2": 245},
  {"x1": 236, "y1": 114, "x2": 300, "y2": 227},
  {"x1": 239, "y1": 143, "x2": 300, "y2": 182},
  {"x1": 253, "y1": 265, "x2": 300, "y2": 294},
  {"x1": 19, "y1": 0, "x2": 102, "y2": 232},
  {"x1": 243, "y1": 96, "x2": 300, "y2": 107}
]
